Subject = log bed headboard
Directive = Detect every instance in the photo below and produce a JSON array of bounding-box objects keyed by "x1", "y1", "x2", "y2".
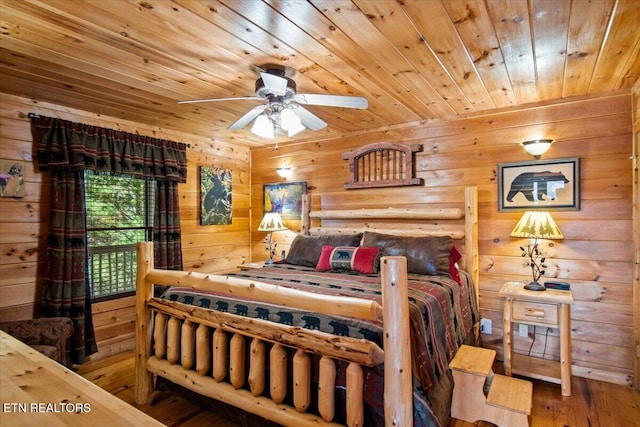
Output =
[{"x1": 302, "y1": 186, "x2": 479, "y2": 305}]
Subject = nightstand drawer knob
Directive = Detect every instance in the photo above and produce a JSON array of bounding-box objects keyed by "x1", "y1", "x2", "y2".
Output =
[{"x1": 524, "y1": 308, "x2": 545, "y2": 318}]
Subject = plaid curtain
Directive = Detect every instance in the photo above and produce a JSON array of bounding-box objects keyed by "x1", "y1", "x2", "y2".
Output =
[
  {"x1": 41, "y1": 170, "x2": 97, "y2": 364},
  {"x1": 33, "y1": 117, "x2": 187, "y2": 182},
  {"x1": 32, "y1": 115, "x2": 187, "y2": 363},
  {"x1": 153, "y1": 180, "x2": 183, "y2": 296}
]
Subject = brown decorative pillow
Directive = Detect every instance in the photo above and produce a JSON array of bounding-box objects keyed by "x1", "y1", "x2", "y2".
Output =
[
  {"x1": 361, "y1": 231, "x2": 453, "y2": 277},
  {"x1": 285, "y1": 234, "x2": 364, "y2": 267}
]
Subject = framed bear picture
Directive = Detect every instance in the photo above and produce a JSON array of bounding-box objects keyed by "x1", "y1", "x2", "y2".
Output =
[{"x1": 497, "y1": 157, "x2": 580, "y2": 211}]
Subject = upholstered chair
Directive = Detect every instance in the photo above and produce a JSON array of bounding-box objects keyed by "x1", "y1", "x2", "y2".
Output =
[{"x1": 0, "y1": 317, "x2": 74, "y2": 366}]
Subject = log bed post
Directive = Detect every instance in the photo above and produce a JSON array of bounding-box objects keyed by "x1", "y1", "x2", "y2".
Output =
[
  {"x1": 135, "y1": 241, "x2": 154, "y2": 405},
  {"x1": 381, "y1": 256, "x2": 412, "y2": 426},
  {"x1": 464, "y1": 186, "x2": 479, "y2": 308}
]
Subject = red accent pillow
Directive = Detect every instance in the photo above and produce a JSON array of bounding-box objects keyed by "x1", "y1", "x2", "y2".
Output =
[
  {"x1": 351, "y1": 246, "x2": 380, "y2": 274},
  {"x1": 449, "y1": 245, "x2": 462, "y2": 285},
  {"x1": 316, "y1": 245, "x2": 380, "y2": 274},
  {"x1": 316, "y1": 245, "x2": 335, "y2": 271}
]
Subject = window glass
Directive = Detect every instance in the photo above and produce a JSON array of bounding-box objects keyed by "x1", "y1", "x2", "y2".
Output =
[{"x1": 85, "y1": 171, "x2": 154, "y2": 301}]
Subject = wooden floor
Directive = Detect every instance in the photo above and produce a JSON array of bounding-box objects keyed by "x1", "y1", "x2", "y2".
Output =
[{"x1": 76, "y1": 350, "x2": 640, "y2": 427}]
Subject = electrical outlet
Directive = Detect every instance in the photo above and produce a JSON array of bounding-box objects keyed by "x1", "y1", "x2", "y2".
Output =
[
  {"x1": 480, "y1": 318, "x2": 492, "y2": 334},
  {"x1": 518, "y1": 324, "x2": 529, "y2": 337}
]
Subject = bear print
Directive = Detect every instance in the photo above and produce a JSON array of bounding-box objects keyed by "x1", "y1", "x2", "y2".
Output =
[
  {"x1": 234, "y1": 304, "x2": 248, "y2": 316},
  {"x1": 506, "y1": 171, "x2": 569, "y2": 202},
  {"x1": 301, "y1": 315, "x2": 321, "y2": 330},
  {"x1": 256, "y1": 307, "x2": 270, "y2": 320},
  {"x1": 276, "y1": 311, "x2": 293, "y2": 325},
  {"x1": 358, "y1": 327, "x2": 379, "y2": 342},
  {"x1": 329, "y1": 321, "x2": 350, "y2": 336}
]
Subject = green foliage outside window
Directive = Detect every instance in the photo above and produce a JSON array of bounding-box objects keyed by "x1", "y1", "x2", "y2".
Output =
[{"x1": 85, "y1": 171, "x2": 154, "y2": 300}]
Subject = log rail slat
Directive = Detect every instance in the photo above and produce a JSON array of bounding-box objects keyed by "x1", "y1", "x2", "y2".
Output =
[
  {"x1": 248, "y1": 338, "x2": 266, "y2": 396},
  {"x1": 195, "y1": 324, "x2": 210, "y2": 375}
]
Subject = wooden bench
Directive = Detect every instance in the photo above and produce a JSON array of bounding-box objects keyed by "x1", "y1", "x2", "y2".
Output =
[{"x1": 449, "y1": 344, "x2": 532, "y2": 427}]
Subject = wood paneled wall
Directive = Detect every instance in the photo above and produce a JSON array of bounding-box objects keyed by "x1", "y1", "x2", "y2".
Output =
[
  {"x1": 0, "y1": 93, "x2": 250, "y2": 359},
  {"x1": 250, "y1": 92, "x2": 634, "y2": 386},
  {"x1": 0, "y1": 90, "x2": 634, "y2": 384}
]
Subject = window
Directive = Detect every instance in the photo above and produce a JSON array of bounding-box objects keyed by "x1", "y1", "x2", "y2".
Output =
[{"x1": 85, "y1": 170, "x2": 154, "y2": 301}]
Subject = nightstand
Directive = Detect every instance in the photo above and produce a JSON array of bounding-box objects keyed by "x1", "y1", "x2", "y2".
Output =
[
  {"x1": 499, "y1": 281, "x2": 574, "y2": 396},
  {"x1": 237, "y1": 262, "x2": 264, "y2": 270}
]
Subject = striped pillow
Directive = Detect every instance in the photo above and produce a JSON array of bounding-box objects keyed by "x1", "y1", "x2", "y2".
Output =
[{"x1": 316, "y1": 245, "x2": 379, "y2": 274}]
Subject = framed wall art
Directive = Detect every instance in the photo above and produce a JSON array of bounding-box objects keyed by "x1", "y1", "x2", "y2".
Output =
[
  {"x1": 0, "y1": 159, "x2": 25, "y2": 198},
  {"x1": 497, "y1": 157, "x2": 580, "y2": 211},
  {"x1": 263, "y1": 181, "x2": 307, "y2": 220},
  {"x1": 200, "y1": 166, "x2": 232, "y2": 225}
]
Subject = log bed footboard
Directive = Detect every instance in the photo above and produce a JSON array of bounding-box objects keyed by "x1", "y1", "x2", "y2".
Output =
[{"x1": 135, "y1": 242, "x2": 412, "y2": 427}]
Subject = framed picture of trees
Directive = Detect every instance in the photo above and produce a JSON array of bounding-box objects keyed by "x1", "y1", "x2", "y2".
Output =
[{"x1": 263, "y1": 181, "x2": 307, "y2": 220}]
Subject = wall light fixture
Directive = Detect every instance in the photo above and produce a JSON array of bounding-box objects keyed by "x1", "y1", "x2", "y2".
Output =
[
  {"x1": 276, "y1": 167, "x2": 292, "y2": 178},
  {"x1": 522, "y1": 139, "x2": 553, "y2": 157}
]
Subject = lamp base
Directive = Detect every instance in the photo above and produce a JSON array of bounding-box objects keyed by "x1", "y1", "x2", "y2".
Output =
[{"x1": 524, "y1": 281, "x2": 546, "y2": 291}]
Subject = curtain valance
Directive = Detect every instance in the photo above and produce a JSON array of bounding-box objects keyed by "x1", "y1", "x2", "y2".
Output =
[{"x1": 32, "y1": 115, "x2": 187, "y2": 182}]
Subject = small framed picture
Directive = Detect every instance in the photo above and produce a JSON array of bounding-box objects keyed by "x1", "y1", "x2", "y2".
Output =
[
  {"x1": 263, "y1": 181, "x2": 307, "y2": 220},
  {"x1": 0, "y1": 159, "x2": 25, "y2": 198},
  {"x1": 497, "y1": 157, "x2": 580, "y2": 211}
]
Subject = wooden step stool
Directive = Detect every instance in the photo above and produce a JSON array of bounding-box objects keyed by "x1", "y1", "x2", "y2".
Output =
[{"x1": 449, "y1": 344, "x2": 532, "y2": 427}]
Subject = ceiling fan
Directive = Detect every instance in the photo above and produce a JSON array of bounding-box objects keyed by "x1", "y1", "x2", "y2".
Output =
[{"x1": 178, "y1": 68, "x2": 368, "y2": 138}]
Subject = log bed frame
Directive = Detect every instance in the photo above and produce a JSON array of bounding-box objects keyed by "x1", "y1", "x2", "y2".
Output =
[{"x1": 135, "y1": 186, "x2": 478, "y2": 427}]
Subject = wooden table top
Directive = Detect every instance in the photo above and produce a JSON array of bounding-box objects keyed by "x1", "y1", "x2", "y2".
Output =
[
  {"x1": 0, "y1": 330, "x2": 165, "y2": 426},
  {"x1": 499, "y1": 281, "x2": 574, "y2": 305}
]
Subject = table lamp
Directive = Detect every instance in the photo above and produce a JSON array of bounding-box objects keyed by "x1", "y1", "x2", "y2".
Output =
[
  {"x1": 510, "y1": 211, "x2": 563, "y2": 291},
  {"x1": 257, "y1": 212, "x2": 287, "y2": 264}
]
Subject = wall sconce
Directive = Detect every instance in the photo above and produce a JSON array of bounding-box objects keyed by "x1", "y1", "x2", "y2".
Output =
[
  {"x1": 522, "y1": 139, "x2": 553, "y2": 157},
  {"x1": 276, "y1": 167, "x2": 292, "y2": 178},
  {"x1": 510, "y1": 211, "x2": 564, "y2": 291}
]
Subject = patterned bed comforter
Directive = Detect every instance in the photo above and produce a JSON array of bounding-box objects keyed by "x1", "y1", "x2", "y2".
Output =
[{"x1": 160, "y1": 263, "x2": 479, "y2": 427}]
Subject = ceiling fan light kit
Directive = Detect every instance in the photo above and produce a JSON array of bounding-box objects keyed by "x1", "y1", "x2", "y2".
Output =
[
  {"x1": 179, "y1": 68, "x2": 368, "y2": 139},
  {"x1": 251, "y1": 114, "x2": 274, "y2": 138}
]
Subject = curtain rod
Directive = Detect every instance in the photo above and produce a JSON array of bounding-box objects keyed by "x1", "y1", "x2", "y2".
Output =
[{"x1": 27, "y1": 113, "x2": 191, "y2": 148}]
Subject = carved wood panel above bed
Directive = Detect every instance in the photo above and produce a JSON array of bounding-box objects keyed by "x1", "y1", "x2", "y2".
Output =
[{"x1": 342, "y1": 142, "x2": 423, "y2": 189}]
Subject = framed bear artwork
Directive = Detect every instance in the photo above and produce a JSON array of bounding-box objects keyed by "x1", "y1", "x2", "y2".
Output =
[{"x1": 497, "y1": 157, "x2": 580, "y2": 211}]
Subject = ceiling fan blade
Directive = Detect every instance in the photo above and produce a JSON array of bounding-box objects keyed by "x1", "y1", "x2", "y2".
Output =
[
  {"x1": 228, "y1": 105, "x2": 267, "y2": 130},
  {"x1": 294, "y1": 94, "x2": 368, "y2": 109},
  {"x1": 178, "y1": 96, "x2": 260, "y2": 104},
  {"x1": 260, "y1": 72, "x2": 288, "y2": 96},
  {"x1": 292, "y1": 106, "x2": 327, "y2": 131}
]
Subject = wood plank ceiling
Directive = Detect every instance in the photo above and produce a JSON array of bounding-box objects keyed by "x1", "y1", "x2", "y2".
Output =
[{"x1": 1, "y1": 0, "x2": 639, "y2": 147}]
